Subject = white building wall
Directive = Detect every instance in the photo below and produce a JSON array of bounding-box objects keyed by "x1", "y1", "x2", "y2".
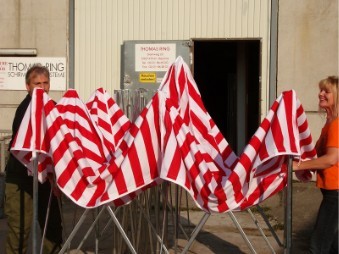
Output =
[
  {"x1": 0, "y1": 0, "x2": 336, "y2": 160},
  {"x1": 277, "y1": 0, "x2": 338, "y2": 139},
  {"x1": 0, "y1": 0, "x2": 68, "y2": 131},
  {"x1": 74, "y1": 0, "x2": 272, "y2": 116}
]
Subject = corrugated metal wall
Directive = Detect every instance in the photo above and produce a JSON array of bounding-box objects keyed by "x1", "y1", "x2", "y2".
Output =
[{"x1": 75, "y1": 0, "x2": 271, "y2": 112}]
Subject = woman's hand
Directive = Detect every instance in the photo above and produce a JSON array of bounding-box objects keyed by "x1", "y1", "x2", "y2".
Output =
[
  {"x1": 292, "y1": 160, "x2": 301, "y2": 171},
  {"x1": 292, "y1": 160, "x2": 313, "y2": 182}
]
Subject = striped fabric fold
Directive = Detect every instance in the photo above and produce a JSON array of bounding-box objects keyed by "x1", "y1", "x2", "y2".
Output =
[
  {"x1": 10, "y1": 56, "x2": 316, "y2": 212},
  {"x1": 157, "y1": 57, "x2": 316, "y2": 212}
]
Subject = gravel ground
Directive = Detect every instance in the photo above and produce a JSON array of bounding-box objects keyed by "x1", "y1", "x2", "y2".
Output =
[{"x1": 0, "y1": 181, "x2": 321, "y2": 254}]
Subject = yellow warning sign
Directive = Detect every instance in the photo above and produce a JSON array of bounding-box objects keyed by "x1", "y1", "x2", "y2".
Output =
[{"x1": 139, "y1": 73, "x2": 156, "y2": 83}]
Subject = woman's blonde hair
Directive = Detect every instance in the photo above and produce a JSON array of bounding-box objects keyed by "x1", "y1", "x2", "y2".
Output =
[{"x1": 318, "y1": 76, "x2": 338, "y2": 117}]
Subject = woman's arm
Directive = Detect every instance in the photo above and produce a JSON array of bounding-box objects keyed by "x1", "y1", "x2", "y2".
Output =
[{"x1": 293, "y1": 147, "x2": 338, "y2": 171}]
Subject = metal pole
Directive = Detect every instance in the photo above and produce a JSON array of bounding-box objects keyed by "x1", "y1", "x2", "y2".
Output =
[
  {"x1": 75, "y1": 206, "x2": 105, "y2": 252},
  {"x1": 106, "y1": 206, "x2": 137, "y2": 254},
  {"x1": 269, "y1": 0, "x2": 279, "y2": 106},
  {"x1": 228, "y1": 211, "x2": 256, "y2": 254},
  {"x1": 284, "y1": 156, "x2": 293, "y2": 253},
  {"x1": 175, "y1": 184, "x2": 179, "y2": 253},
  {"x1": 32, "y1": 151, "x2": 39, "y2": 254},
  {"x1": 135, "y1": 201, "x2": 170, "y2": 254},
  {"x1": 40, "y1": 188, "x2": 53, "y2": 254},
  {"x1": 58, "y1": 209, "x2": 91, "y2": 254},
  {"x1": 181, "y1": 212, "x2": 210, "y2": 254},
  {"x1": 68, "y1": 0, "x2": 75, "y2": 89},
  {"x1": 246, "y1": 208, "x2": 276, "y2": 253},
  {"x1": 0, "y1": 138, "x2": 5, "y2": 173},
  {"x1": 256, "y1": 204, "x2": 283, "y2": 247}
]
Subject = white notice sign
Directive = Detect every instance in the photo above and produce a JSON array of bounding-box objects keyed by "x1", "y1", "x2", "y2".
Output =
[
  {"x1": 0, "y1": 57, "x2": 66, "y2": 91},
  {"x1": 135, "y1": 44, "x2": 176, "y2": 72}
]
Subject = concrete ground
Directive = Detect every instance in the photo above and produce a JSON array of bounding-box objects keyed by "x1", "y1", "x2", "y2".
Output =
[{"x1": 0, "y1": 181, "x2": 322, "y2": 254}]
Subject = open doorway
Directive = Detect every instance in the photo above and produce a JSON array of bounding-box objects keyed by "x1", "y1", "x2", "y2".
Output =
[{"x1": 193, "y1": 39, "x2": 261, "y2": 154}]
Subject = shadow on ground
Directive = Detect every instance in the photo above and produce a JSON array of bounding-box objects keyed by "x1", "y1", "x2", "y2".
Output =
[{"x1": 0, "y1": 181, "x2": 321, "y2": 254}]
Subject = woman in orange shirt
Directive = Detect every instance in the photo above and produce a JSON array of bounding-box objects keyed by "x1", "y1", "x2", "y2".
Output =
[{"x1": 293, "y1": 76, "x2": 338, "y2": 254}]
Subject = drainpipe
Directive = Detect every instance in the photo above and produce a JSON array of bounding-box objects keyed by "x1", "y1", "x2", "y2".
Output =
[
  {"x1": 269, "y1": 0, "x2": 279, "y2": 106},
  {"x1": 69, "y1": 0, "x2": 75, "y2": 89}
]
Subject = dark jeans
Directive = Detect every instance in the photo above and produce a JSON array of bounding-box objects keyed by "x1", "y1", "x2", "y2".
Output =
[{"x1": 309, "y1": 189, "x2": 338, "y2": 254}]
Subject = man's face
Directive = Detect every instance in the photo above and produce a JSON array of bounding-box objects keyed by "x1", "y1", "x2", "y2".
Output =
[{"x1": 26, "y1": 74, "x2": 50, "y2": 95}]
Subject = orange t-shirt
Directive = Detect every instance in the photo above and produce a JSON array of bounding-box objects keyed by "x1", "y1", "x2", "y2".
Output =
[{"x1": 315, "y1": 117, "x2": 339, "y2": 190}]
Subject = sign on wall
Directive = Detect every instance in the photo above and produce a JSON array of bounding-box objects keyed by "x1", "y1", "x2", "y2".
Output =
[
  {"x1": 121, "y1": 40, "x2": 190, "y2": 91},
  {"x1": 135, "y1": 43, "x2": 176, "y2": 72},
  {"x1": 0, "y1": 57, "x2": 66, "y2": 91}
]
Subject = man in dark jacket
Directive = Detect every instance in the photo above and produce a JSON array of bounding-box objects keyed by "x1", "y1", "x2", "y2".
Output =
[{"x1": 5, "y1": 65, "x2": 63, "y2": 254}]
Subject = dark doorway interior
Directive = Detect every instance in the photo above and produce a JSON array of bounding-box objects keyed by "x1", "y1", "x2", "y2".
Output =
[{"x1": 193, "y1": 40, "x2": 260, "y2": 154}]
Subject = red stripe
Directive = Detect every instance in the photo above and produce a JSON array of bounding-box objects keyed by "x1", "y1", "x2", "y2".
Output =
[
  {"x1": 151, "y1": 94, "x2": 161, "y2": 147},
  {"x1": 239, "y1": 153, "x2": 252, "y2": 173},
  {"x1": 166, "y1": 145, "x2": 182, "y2": 180},
  {"x1": 178, "y1": 66, "x2": 186, "y2": 98},
  {"x1": 70, "y1": 176, "x2": 88, "y2": 201},
  {"x1": 161, "y1": 65, "x2": 173, "y2": 89},
  {"x1": 107, "y1": 160, "x2": 128, "y2": 195},
  {"x1": 198, "y1": 177, "x2": 211, "y2": 211},
  {"x1": 283, "y1": 91, "x2": 298, "y2": 153},
  {"x1": 256, "y1": 120, "x2": 270, "y2": 161},
  {"x1": 296, "y1": 104, "x2": 304, "y2": 118},
  {"x1": 184, "y1": 173, "x2": 191, "y2": 190},
  {"x1": 243, "y1": 170, "x2": 286, "y2": 209},
  {"x1": 114, "y1": 122, "x2": 130, "y2": 145},
  {"x1": 215, "y1": 131, "x2": 224, "y2": 144},
  {"x1": 140, "y1": 118, "x2": 158, "y2": 179},
  {"x1": 100, "y1": 192, "x2": 110, "y2": 203},
  {"x1": 187, "y1": 79, "x2": 205, "y2": 111},
  {"x1": 254, "y1": 156, "x2": 283, "y2": 177},
  {"x1": 110, "y1": 109, "x2": 128, "y2": 125},
  {"x1": 51, "y1": 132, "x2": 74, "y2": 166},
  {"x1": 128, "y1": 143, "x2": 145, "y2": 187},
  {"x1": 222, "y1": 146, "x2": 237, "y2": 168},
  {"x1": 298, "y1": 119, "x2": 308, "y2": 134},
  {"x1": 23, "y1": 123, "x2": 33, "y2": 149},
  {"x1": 249, "y1": 136, "x2": 262, "y2": 154},
  {"x1": 168, "y1": 68, "x2": 179, "y2": 106},
  {"x1": 57, "y1": 149, "x2": 85, "y2": 187},
  {"x1": 214, "y1": 176, "x2": 229, "y2": 212},
  {"x1": 227, "y1": 172, "x2": 244, "y2": 203},
  {"x1": 57, "y1": 104, "x2": 89, "y2": 122},
  {"x1": 190, "y1": 112, "x2": 219, "y2": 152},
  {"x1": 269, "y1": 116, "x2": 284, "y2": 153},
  {"x1": 34, "y1": 89, "x2": 44, "y2": 150},
  {"x1": 97, "y1": 118, "x2": 112, "y2": 134},
  {"x1": 86, "y1": 178, "x2": 106, "y2": 207}
]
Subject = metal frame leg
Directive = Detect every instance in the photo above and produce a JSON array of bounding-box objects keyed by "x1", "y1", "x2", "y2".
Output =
[
  {"x1": 40, "y1": 187, "x2": 53, "y2": 254},
  {"x1": 228, "y1": 211, "x2": 257, "y2": 254},
  {"x1": 106, "y1": 206, "x2": 137, "y2": 254},
  {"x1": 284, "y1": 157, "x2": 293, "y2": 253},
  {"x1": 247, "y1": 208, "x2": 276, "y2": 253},
  {"x1": 32, "y1": 152, "x2": 39, "y2": 254},
  {"x1": 58, "y1": 209, "x2": 91, "y2": 254},
  {"x1": 256, "y1": 205, "x2": 283, "y2": 247},
  {"x1": 181, "y1": 212, "x2": 210, "y2": 254},
  {"x1": 135, "y1": 200, "x2": 170, "y2": 254},
  {"x1": 74, "y1": 206, "x2": 106, "y2": 253}
]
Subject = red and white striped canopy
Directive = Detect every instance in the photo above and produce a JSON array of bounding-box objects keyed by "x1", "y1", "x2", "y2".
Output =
[{"x1": 11, "y1": 56, "x2": 316, "y2": 212}]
